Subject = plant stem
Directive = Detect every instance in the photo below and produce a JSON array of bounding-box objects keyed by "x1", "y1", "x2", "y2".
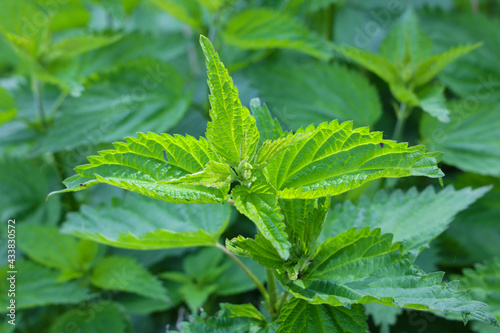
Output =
[
  {"x1": 266, "y1": 269, "x2": 278, "y2": 320},
  {"x1": 33, "y1": 79, "x2": 47, "y2": 131},
  {"x1": 216, "y1": 243, "x2": 269, "y2": 302},
  {"x1": 49, "y1": 91, "x2": 68, "y2": 119},
  {"x1": 392, "y1": 102, "x2": 409, "y2": 141}
]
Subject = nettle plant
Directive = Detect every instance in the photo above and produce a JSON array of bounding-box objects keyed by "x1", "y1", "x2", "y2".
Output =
[{"x1": 53, "y1": 36, "x2": 500, "y2": 332}]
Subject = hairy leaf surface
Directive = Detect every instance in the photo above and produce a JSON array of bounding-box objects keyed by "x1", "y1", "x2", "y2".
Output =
[
  {"x1": 200, "y1": 35, "x2": 260, "y2": 167},
  {"x1": 233, "y1": 183, "x2": 291, "y2": 260},
  {"x1": 62, "y1": 193, "x2": 231, "y2": 249},
  {"x1": 264, "y1": 120, "x2": 444, "y2": 199},
  {"x1": 277, "y1": 298, "x2": 367, "y2": 333},
  {"x1": 51, "y1": 132, "x2": 226, "y2": 203},
  {"x1": 276, "y1": 228, "x2": 500, "y2": 327}
]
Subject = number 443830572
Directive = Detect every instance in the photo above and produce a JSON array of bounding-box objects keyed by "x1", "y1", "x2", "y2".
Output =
[{"x1": 7, "y1": 219, "x2": 15, "y2": 269}]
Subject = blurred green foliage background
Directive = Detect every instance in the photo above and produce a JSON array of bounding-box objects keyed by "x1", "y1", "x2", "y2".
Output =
[{"x1": 0, "y1": 0, "x2": 499, "y2": 332}]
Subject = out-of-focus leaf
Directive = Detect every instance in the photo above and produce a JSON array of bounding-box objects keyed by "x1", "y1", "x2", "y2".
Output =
[
  {"x1": 320, "y1": 186, "x2": 489, "y2": 252},
  {"x1": 0, "y1": 261, "x2": 89, "y2": 312},
  {"x1": 223, "y1": 8, "x2": 333, "y2": 60},
  {"x1": 247, "y1": 62, "x2": 382, "y2": 130},
  {"x1": 422, "y1": 12, "x2": 500, "y2": 103},
  {"x1": 151, "y1": 0, "x2": 203, "y2": 30},
  {"x1": 37, "y1": 59, "x2": 191, "y2": 153},
  {"x1": 46, "y1": 34, "x2": 123, "y2": 61},
  {"x1": 49, "y1": 302, "x2": 127, "y2": 333},
  {"x1": 0, "y1": 157, "x2": 61, "y2": 225},
  {"x1": 17, "y1": 225, "x2": 98, "y2": 280},
  {"x1": 0, "y1": 87, "x2": 17, "y2": 125},
  {"x1": 249, "y1": 98, "x2": 283, "y2": 147},
  {"x1": 62, "y1": 193, "x2": 231, "y2": 249},
  {"x1": 417, "y1": 84, "x2": 450, "y2": 122},
  {"x1": 364, "y1": 303, "x2": 401, "y2": 333},
  {"x1": 277, "y1": 298, "x2": 367, "y2": 333},
  {"x1": 91, "y1": 256, "x2": 169, "y2": 301},
  {"x1": 420, "y1": 102, "x2": 500, "y2": 176}
]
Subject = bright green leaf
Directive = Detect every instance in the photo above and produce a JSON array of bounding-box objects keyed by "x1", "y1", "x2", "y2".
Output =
[
  {"x1": 320, "y1": 185, "x2": 490, "y2": 252},
  {"x1": 277, "y1": 298, "x2": 368, "y2": 333},
  {"x1": 62, "y1": 193, "x2": 231, "y2": 249},
  {"x1": 233, "y1": 183, "x2": 291, "y2": 260},
  {"x1": 223, "y1": 8, "x2": 334, "y2": 60},
  {"x1": 264, "y1": 120, "x2": 444, "y2": 199},
  {"x1": 46, "y1": 34, "x2": 123, "y2": 62},
  {"x1": 276, "y1": 228, "x2": 499, "y2": 327},
  {"x1": 248, "y1": 62, "x2": 382, "y2": 130},
  {"x1": 200, "y1": 35, "x2": 260, "y2": 168},
  {"x1": 420, "y1": 102, "x2": 500, "y2": 177},
  {"x1": 164, "y1": 160, "x2": 236, "y2": 189},
  {"x1": 50, "y1": 132, "x2": 226, "y2": 204},
  {"x1": 227, "y1": 234, "x2": 284, "y2": 270},
  {"x1": 49, "y1": 302, "x2": 127, "y2": 333},
  {"x1": 0, "y1": 261, "x2": 89, "y2": 312},
  {"x1": 91, "y1": 256, "x2": 169, "y2": 301}
]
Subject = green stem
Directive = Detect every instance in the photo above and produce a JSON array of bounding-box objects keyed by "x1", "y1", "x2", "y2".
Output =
[
  {"x1": 266, "y1": 269, "x2": 278, "y2": 320},
  {"x1": 48, "y1": 91, "x2": 68, "y2": 119},
  {"x1": 392, "y1": 102, "x2": 409, "y2": 141},
  {"x1": 216, "y1": 243, "x2": 269, "y2": 302}
]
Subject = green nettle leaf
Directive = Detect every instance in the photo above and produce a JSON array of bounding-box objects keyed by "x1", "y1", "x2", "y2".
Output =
[
  {"x1": 275, "y1": 228, "x2": 500, "y2": 327},
  {"x1": 151, "y1": 0, "x2": 203, "y2": 30},
  {"x1": 200, "y1": 35, "x2": 260, "y2": 168},
  {"x1": 248, "y1": 62, "x2": 382, "y2": 130},
  {"x1": 0, "y1": 87, "x2": 16, "y2": 125},
  {"x1": 37, "y1": 59, "x2": 191, "y2": 153},
  {"x1": 412, "y1": 43, "x2": 482, "y2": 87},
  {"x1": 416, "y1": 84, "x2": 450, "y2": 123},
  {"x1": 91, "y1": 256, "x2": 169, "y2": 301},
  {"x1": 182, "y1": 303, "x2": 270, "y2": 333},
  {"x1": 45, "y1": 34, "x2": 123, "y2": 62},
  {"x1": 335, "y1": 11, "x2": 479, "y2": 121},
  {"x1": 277, "y1": 298, "x2": 368, "y2": 333},
  {"x1": 422, "y1": 12, "x2": 500, "y2": 103},
  {"x1": 17, "y1": 225, "x2": 98, "y2": 280},
  {"x1": 420, "y1": 102, "x2": 500, "y2": 177},
  {"x1": 62, "y1": 193, "x2": 231, "y2": 249},
  {"x1": 263, "y1": 120, "x2": 444, "y2": 199},
  {"x1": 0, "y1": 157, "x2": 61, "y2": 225},
  {"x1": 0, "y1": 261, "x2": 89, "y2": 312},
  {"x1": 49, "y1": 302, "x2": 127, "y2": 333},
  {"x1": 250, "y1": 98, "x2": 283, "y2": 147},
  {"x1": 453, "y1": 259, "x2": 500, "y2": 320},
  {"x1": 233, "y1": 183, "x2": 291, "y2": 260},
  {"x1": 50, "y1": 132, "x2": 227, "y2": 203},
  {"x1": 320, "y1": 185, "x2": 490, "y2": 252},
  {"x1": 280, "y1": 197, "x2": 330, "y2": 257},
  {"x1": 164, "y1": 160, "x2": 236, "y2": 189},
  {"x1": 222, "y1": 8, "x2": 333, "y2": 60},
  {"x1": 227, "y1": 234, "x2": 284, "y2": 269}
]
